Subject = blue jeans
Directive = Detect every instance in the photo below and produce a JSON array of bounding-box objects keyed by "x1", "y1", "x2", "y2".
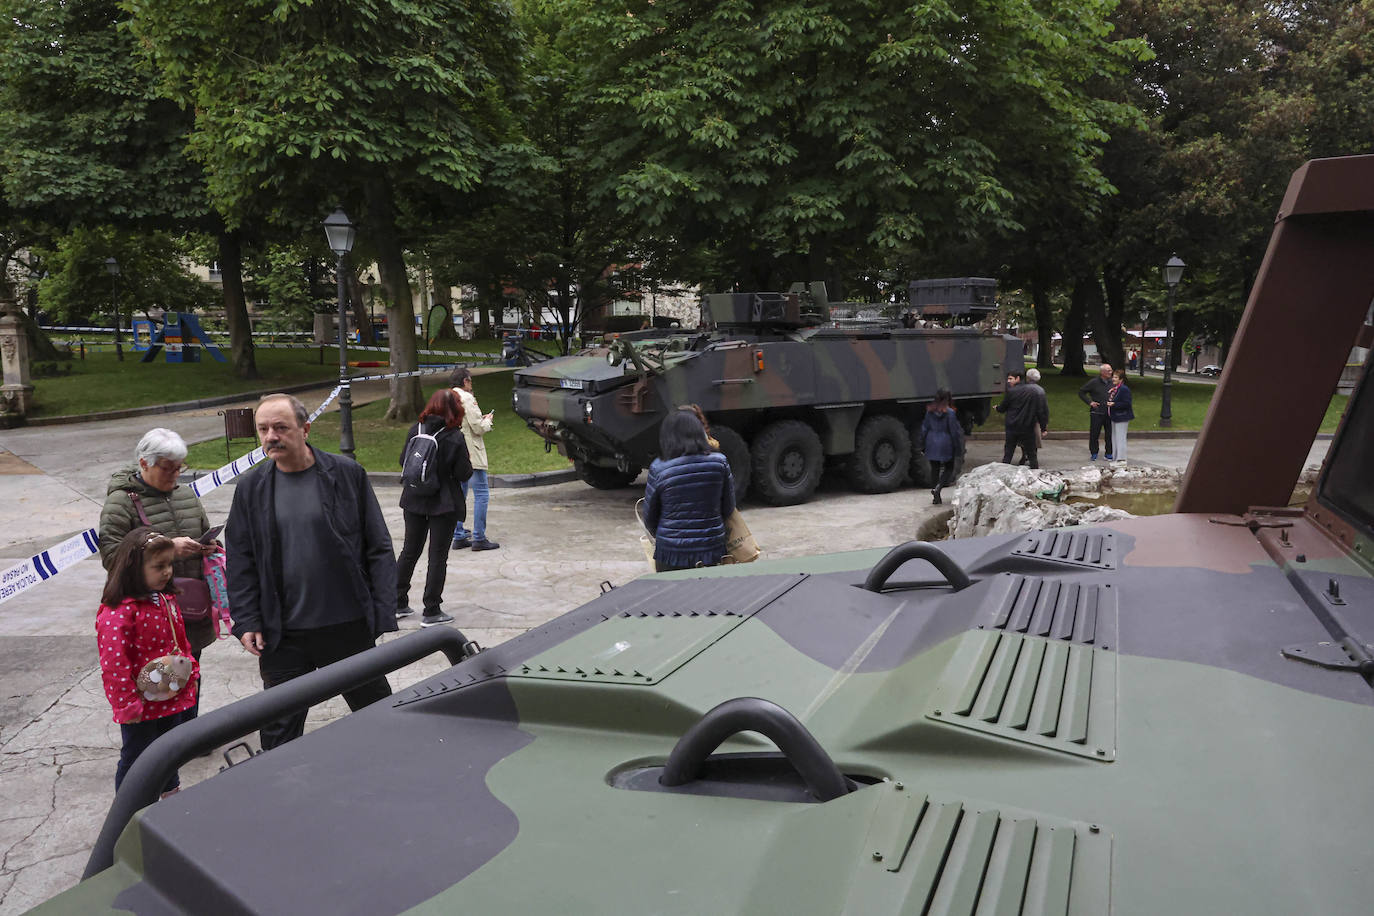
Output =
[{"x1": 453, "y1": 469, "x2": 489, "y2": 542}]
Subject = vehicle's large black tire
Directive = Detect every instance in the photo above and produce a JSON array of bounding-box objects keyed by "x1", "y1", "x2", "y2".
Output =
[
  {"x1": 750, "y1": 420, "x2": 823, "y2": 506},
  {"x1": 712, "y1": 424, "x2": 752, "y2": 501},
  {"x1": 576, "y1": 461, "x2": 641, "y2": 490},
  {"x1": 846, "y1": 414, "x2": 911, "y2": 493}
]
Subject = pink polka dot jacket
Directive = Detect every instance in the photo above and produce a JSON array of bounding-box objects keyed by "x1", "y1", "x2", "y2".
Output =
[{"x1": 96, "y1": 593, "x2": 200, "y2": 724}]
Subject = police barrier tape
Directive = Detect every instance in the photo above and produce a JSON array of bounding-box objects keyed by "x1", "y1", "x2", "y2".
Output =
[{"x1": 0, "y1": 361, "x2": 502, "y2": 605}]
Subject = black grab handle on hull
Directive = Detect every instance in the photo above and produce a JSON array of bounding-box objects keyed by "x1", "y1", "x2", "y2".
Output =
[
  {"x1": 83, "y1": 626, "x2": 477, "y2": 879},
  {"x1": 862, "y1": 540, "x2": 972, "y2": 592},
  {"x1": 660, "y1": 697, "x2": 854, "y2": 802}
]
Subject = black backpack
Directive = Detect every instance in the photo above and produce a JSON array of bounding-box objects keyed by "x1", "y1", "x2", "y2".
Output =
[{"x1": 401, "y1": 429, "x2": 442, "y2": 496}]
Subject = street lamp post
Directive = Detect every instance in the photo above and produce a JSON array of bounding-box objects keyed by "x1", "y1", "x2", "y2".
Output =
[
  {"x1": 1160, "y1": 256, "x2": 1185, "y2": 427},
  {"x1": 365, "y1": 272, "x2": 376, "y2": 340},
  {"x1": 1137, "y1": 307, "x2": 1149, "y2": 380},
  {"x1": 104, "y1": 258, "x2": 123, "y2": 362},
  {"x1": 323, "y1": 209, "x2": 357, "y2": 459}
]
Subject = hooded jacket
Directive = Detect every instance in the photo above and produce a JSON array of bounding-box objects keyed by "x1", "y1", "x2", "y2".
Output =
[
  {"x1": 397, "y1": 416, "x2": 474, "y2": 517},
  {"x1": 919, "y1": 407, "x2": 965, "y2": 463},
  {"x1": 454, "y1": 385, "x2": 493, "y2": 470},
  {"x1": 643, "y1": 452, "x2": 736, "y2": 569},
  {"x1": 99, "y1": 467, "x2": 215, "y2": 652},
  {"x1": 226, "y1": 446, "x2": 398, "y2": 654},
  {"x1": 96, "y1": 593, "x2": 200, "y2": 724}
]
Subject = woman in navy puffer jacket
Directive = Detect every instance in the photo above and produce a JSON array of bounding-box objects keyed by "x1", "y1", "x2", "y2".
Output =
[{"x1": 643, "y1": 409, "x2": 736, "y2": 572}]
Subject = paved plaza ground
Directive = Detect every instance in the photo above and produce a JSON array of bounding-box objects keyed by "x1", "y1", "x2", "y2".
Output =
[{"x1": 0, "y1": 383, "x2": 1331, "y2": 913}]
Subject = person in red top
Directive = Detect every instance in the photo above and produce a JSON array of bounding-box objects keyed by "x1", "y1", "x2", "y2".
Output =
[{"x1": 96, "y1": 527, "x2": 200, "y2": 797}]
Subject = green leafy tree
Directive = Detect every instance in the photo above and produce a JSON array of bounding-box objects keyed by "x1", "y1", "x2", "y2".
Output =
[
  {"x1": 564, "y1": 0, "x2": 1141, "y2": 291},
  {"x1": 39, "y1": 228, "x2": 219, "y2": 339},
  {"x1": 127, "y1": 0, "x2": 525, "y2": 418},
  {"x1": 0, "y1": 0, "x2": 261, "y2": 376}
]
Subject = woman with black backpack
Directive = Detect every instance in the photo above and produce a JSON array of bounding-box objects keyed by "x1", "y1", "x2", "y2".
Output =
[{"x1": 396, "y1": 389, "x2": 473, "y2": 627}]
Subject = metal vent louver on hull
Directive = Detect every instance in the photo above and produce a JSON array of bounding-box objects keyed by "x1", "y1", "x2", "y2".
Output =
[
  {"x1": 1011, "y1": 530, "x2": 1117, "y2": 569},
  {"x1": 847, "y1": 784, "x2": 1111, "y2": 914},
  {"x1": 982, "y1": 576, "x2": 1118, "y2": 649},
  {"x1": 926, "y1": 630, "x2": 1117, "y2": 761}
]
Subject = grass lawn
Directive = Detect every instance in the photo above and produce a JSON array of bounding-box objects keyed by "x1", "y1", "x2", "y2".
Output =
[
  {"x1": 185, "y1": 370, "x2": 572, "y2": 476},
  {"x1": 1030, "y1": 370, "x2": 1348, "y2": 434},
  {"x1": 26, "y1": 337, "x2": 515, "y2": 418}
]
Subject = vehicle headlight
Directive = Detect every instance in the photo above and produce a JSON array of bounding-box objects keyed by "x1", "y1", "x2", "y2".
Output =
[
  {"x1": 512, "y1": 389, "x2": 519, "y2": 410},
  {"x1": 583, "y1": 401, "x2": 594, "y2": 424},
  {"x1": 607, "y1": 349, "x2": 622, "y2": 367}
]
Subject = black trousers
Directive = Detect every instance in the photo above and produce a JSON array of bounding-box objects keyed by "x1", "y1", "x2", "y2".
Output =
[
  {"x1": 929, "y1": 460, "x2": 957, "y2": 491},
  {"x1": 396, "y1": 510, "x2": 460, "y2": 614},
  {"x1": 117, "y1": 709, "x2": 193, "y2": 793},
  {"x1": 257, "y1": 619, "x2": 391, "y2": 750},
  {"x1": 1003, "y1": 429, "x2": 1039, "y2": 469},
  {"x1": 1088, "y1": 412, "x2": 1114, "y2": 457}
]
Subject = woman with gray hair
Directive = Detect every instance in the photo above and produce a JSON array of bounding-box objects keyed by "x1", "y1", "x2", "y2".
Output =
[{"x1": 99, "y1": 428, "x2": 218, "y2": 687}]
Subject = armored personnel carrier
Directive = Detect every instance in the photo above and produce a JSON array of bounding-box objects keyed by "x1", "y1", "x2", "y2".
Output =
[
  {"x1": 37, "y1": 156, "x2": 1374, "y2": 915},
  {"x1": 512, "y1": 280, "x2": 1019, "y2": 504}
]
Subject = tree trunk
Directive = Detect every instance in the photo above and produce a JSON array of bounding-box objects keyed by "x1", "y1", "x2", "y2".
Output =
[
  {"x1": 349, "y1": 274, "x2": 374, "y2": 345},
  {"x1": 430, "y1": 282, "x2": 459, "y2": 340},
  {"x1": 1085, "y1": 270, "x2": 1125, "y2": 371},
  {"x1": 217, "y1": 229, "x2": 258, "y2": 379},
  {"x1": 1171, "y1": 309, "x2": 1193, "y2": 372},
  {"x1": 364, "y1": 178, "x2": 422, "y2": 419},
  {"x1": 1060, "y1": 278, "x2": 1089, "y2": 377},
  {"x1": 1030, "y1": 278, "x2": 1054, "y2": 369}
]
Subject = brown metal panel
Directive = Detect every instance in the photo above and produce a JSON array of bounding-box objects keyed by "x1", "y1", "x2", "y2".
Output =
[{"x1": 1176, "y1": 156, "x2": 1374, "y2": 514}]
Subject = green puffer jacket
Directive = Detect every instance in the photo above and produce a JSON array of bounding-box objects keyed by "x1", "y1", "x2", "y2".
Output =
[{"x1": 99, "y1": 467, "x2": 216, "y2": 652}]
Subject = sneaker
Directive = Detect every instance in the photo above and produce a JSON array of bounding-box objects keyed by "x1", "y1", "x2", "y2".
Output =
[
  {"x1": 1104, "y1": 454, "x2": 1114, "y2": 461},
  {"x1": 931, "y1": 489, "x2": 942, "y2": 505},
  {"x1": 472, "y1": 539, "x2": 500, "y2": 551},
  {"x1": 1090, "y1": 454, "x2": 1098, "y2": 461},
  {"x1": 396, "y1": 606, "x2": 415, "y2": 618},
  {"x1": 451, "y1": 537, "x2": 472, "y2": 550},
  {"x1": 420, "y1": 612, "x2": 454, "y2": 627}
]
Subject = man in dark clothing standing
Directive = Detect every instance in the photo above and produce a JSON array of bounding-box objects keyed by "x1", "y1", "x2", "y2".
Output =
[
  {"x1": 1077, "y1": 363, "x2": 1115, "y2": 460},
  {"x1": 227, "y1": 393, "x2": 398, "y2": 750},
  {"x1": 997, "y1": 372, "x2": 1048, "y2": 468}
]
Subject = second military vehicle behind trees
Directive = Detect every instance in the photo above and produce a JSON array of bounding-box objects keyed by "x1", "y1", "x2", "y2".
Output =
[{"x1": 512, "y1": 279, "x2": 1021, "y2": 505}]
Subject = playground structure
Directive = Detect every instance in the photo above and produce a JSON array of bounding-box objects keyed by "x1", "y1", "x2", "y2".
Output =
[{"x1": 136, "y1": 312, "x2": 226, "y2": 363}]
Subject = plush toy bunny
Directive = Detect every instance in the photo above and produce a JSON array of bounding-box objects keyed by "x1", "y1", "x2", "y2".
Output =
[{"x1": 136, "y1": 655, "x2": 194, "y2": 702}]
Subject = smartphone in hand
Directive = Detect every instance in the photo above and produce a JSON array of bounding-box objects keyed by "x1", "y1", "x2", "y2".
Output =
[{"x1": 197, "y1": 525, "x2": 225, "y2": 544}]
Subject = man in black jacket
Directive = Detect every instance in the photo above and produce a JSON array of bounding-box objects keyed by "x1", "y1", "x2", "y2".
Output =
[
  {"x1": 1077, "y1": 363, "x2": 1115, "y2": 460},
  {"x1": 997, "y1": 372, "x2": 1049, "y2": 468},
  {"x1": 227, "y1": 394, "x2": 398, "y2": 749}
]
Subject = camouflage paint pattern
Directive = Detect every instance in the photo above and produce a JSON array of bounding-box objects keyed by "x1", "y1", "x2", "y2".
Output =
[
  {"x1": 38, "y1": 507, "x2": 1374, "y2": 915},
  {"x1": 512, "y1": 321, "x2": 1019, "y2": 490}
]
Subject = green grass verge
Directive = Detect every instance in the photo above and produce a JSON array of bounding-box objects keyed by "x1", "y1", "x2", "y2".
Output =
[
  {"x1": 27, "y1": 349, "x2": 338, "y2": 417},
  {"x1": 25, "y1": 337, "x2": 521, "y2": 418},
  {"x1": 185, "y1": 370, "x2": 572, "y2": 476},
  {"x1": 1030, "y1": 370, "x2": 1347, "y2": 434}
]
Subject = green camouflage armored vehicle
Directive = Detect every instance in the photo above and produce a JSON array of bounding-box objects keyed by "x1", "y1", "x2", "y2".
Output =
[
  {"x1": 36, "y1": 156, "x2": 1374, "y2": 915},
  {"x1": 512, "y1": 280, "x2": 1019, "y2": 504}
]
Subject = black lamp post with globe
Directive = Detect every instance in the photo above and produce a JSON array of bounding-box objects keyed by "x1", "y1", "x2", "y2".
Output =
[
  {"x1": 323, "y1": 209, "x2": 357, "y2": 459},
  {"x1": 104, "y1": 258, "x2": 123, "y2": 362},
  {"x1": 1160, "y1": 256, "x2": 1185, "y2": 427}
]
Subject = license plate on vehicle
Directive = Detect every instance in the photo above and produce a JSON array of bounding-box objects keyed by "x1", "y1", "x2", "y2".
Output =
[{"x1": 559, "y1": 378, "x2": 584, "y2": 390}]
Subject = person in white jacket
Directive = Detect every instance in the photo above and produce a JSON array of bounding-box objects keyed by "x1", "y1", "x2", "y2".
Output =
[{"x1": 449, "y1": 367, "x2": 499, "y2": 551}]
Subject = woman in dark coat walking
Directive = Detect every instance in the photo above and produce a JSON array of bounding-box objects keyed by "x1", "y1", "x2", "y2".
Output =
[
  {"x1": 643, "y1": 409, "x2": 736, "y2": 572},
  {"x1": 396, "y1": 389, "x2": 473, "y2": 626},
  {"x1": 919, "y1": 388, "x2": 965, "y2": 504}
]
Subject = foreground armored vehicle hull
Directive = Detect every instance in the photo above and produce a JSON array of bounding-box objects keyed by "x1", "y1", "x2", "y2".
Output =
[
  {"x1": 35, "y1": 157, "x2": 1374, "y2": 914},
  {"x1": 512, "y1": 283, "x2": 1021, "y2": 504}
]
